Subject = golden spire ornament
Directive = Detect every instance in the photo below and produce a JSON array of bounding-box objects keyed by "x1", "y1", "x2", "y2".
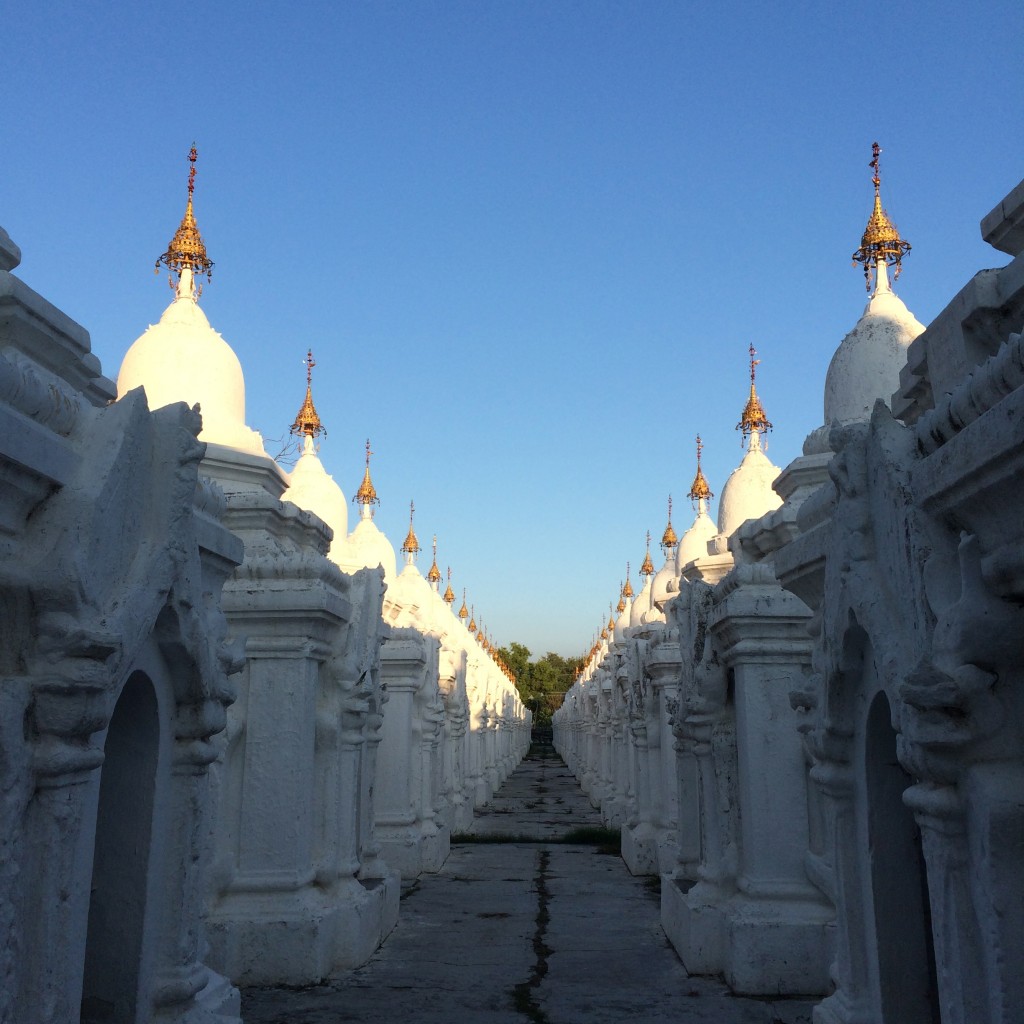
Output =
[
  {"x1": 427, "y1": 536, "x2": 442, "y2": 585},
  {"x1": 354, "y1": 439, "x2": 380, "y2": 509},
  {"x1": 661, "y1": 495, "x2": 678, "y2": 554},
  {"x1": 401, "y1": 500, "x2": 420, "y2": 556},
  {"x1": 156, "y1": 143, "x2": 214, "y2": 284},
  {"x1": 622, "y1": 562, "x2": 634, "y2": 600},
  {"x1": 468, "y1": 605, "x2": 477, "y2": 633},
  {"x1": 616, "y1": 583, "x2": 626, "y2": 615},
  {"x1": 458, "y1": 589, "x2": 468, "y2": 620},
  {"x1": 737, "y1": 344, "x2": 772, "y2": 444},
  {"x1": 640, "y1": 531, "x2": 655, "y2": 577},
  {"x1": 290, "y1": 349, "x2": 326, "y2": 440},
  {"x1": 443, "y1": 567, "x2": 455, "y2": 604},
  {"x1": 852, "y1": 141, "x2": 910, "y2": 293},
  {"x1": 688, "y1": 435, "x2": 713, "y2": 506}
]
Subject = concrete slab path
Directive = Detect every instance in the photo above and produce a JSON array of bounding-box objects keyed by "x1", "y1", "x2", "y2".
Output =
[{"x1": 241, "y1": 746, "x2": 817, "y2": 1024}]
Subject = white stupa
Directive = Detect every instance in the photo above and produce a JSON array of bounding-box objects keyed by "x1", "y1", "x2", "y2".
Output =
[
  {"x1": 116, "y1": 145, "x2": 264, "y2": 454},
  {"x1": 614, "y1": 570, "x2": 633, "y2": 642},
  {"x1": 336, "y1": 440, "x2": 398, "y2": 582},
  {"x1": 386, "y1": 501, "x2": 435, "y2": 625},
  {"x1": 676, "y1": 437, "x2": 718, "y2": 569},
  {"x1": 647, "y1": 497, "x2": 679, "y2": 621},
  {"x1": 279, "y1": 351, "x2": 349, "y2": 553},
  {"x1": 629, "y1": 533, "x2": 656, "y2": 627},
  {"x1": 824, "y1": 142, "x2": 925, "y2": 426},
  {"x1": 714, "y1": 346, "x2": 783, "y2": 544}
]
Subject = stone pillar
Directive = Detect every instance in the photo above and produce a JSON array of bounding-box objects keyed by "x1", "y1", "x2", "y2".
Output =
[
  {"x1": 375, "y1": 630, "x2": 434, "y2": 878},
  {"x1": 710, "y1": 564, "x2": 834, "y2": 994}
]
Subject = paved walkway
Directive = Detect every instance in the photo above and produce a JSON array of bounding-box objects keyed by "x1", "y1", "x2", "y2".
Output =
[{"x1": 241, "y1": 747, "x2": 816, "y2": 1024}]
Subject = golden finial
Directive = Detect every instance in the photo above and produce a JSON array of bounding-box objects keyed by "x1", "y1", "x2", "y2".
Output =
[
  {"x1": 401, "y1": 500, "x2": 420, "y2": 556},
  {"x1": 661, "y1": 495, "x2": 678, "y2": 553},
  {"x1": 852, "y1": 142, "x2": 910, "y2": 293},
  {"x1": 155, "y1": 143, "x2": 214, "y2": 283},
  {"x1": 468, "y1": 605, "x2": 477, "y2": 633},
  {"x1": 688, "y1": 435, "x2": 713, "y2": 504},
  {"x1": 607, "y1": 603, "x2": 616, "y2": 632},
  {"x1": 443, "y1": 567, "x2": 455, "y2": 604},
  {"x1": 640, "y1": 531, "x2": 655, "y2": 577},
  {"x1": 458, "y1": 589, "x2": 468, "y2": 619},
  {"x1": 737, "y1": 344, "x2": 772, "y2": 442},
  {"x1": 289, "y1": 349, "x2": 326, "y2": 440},
  {"x1": 427, "y1": 535, "x2": 442, "y2": 584},
  {"x1": 354, "y1": 439, "x2": 380, "y2": 508},
  {"x1": 616, "y1": 583, "x2": 626, "y2": 614},
  {"x1": 622, "y1": 562, "x2": 634, "y2": 599}
]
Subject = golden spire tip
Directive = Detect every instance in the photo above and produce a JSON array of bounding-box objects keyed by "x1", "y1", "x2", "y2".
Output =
[
  {"x1": 290, "y1": 348, "x2": 326, "y2": 440},
  {"x1": 852, "y1": 141, "x2": 910, "y2": 292}
]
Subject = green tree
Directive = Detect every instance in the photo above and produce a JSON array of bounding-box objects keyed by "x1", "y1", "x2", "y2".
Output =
[{"x1": 498, "y1": 644, "x2": 584, "y2": 726}]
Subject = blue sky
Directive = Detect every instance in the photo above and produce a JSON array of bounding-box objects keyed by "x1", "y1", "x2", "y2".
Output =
[{"x1": 6, "y1": 1, "x2": 1023, "y2": 656}]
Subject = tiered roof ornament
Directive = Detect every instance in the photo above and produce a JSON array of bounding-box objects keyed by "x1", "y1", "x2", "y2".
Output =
[
  {"x1": 852, "y1": 141, "x2": 910, "y2": 293},
  {"x1": 640, "y1": 531, "x2": 655, "y2": 577},
  {"x1": 622, "y1": 563, "x2": 634, "y2": 600},
  {"x1": 443, "y1": 567, "x2": 455, "y2": 605},
  {"x1": 688, "y1": 435, "x2": 713, "y2": 505},
  {"x1": 737, "y1": 344, "x2": 772, "y2": 449},
  {"x1": 354, "y1": 439, "x2": 380, "y2": 512},
  {"x1": 290, "y1": 349, "x2": 326, "y2": 441},
  {"x1": 155, "y1": 143, "x2": 214, "y2": 289},
  {"x1": 401, "y1": 501, "x2": 420, "y2": 558},
  {"x1": 458, "y1": 589, "x2": 468, "y2": 620},
  {"x1": 427, "y1": 535, "x2": 442, "y2": 586},
  {"x1": 468, "y1": 605, "x2": 477, "y2": 633},
  {"x1": 661, "y1": 496, "x2": 678, "y2": 555}
]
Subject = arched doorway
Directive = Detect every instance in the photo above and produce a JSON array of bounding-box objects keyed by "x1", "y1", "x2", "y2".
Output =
[
  {"x1": 81, "y1": 671, "x2": 160, "y2": 1023},
  {"x1": 865, "y1": 690, "x2": 939, "y2": 1024}
]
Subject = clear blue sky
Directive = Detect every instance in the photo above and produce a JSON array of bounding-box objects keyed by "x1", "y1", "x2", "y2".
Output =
[{"x1": 6, "y1": 1, "x2": 1023, "y2": 657}]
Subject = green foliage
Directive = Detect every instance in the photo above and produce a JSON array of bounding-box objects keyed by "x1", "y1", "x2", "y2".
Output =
[{"x1": 498, "y1": 643, "x2": 584, "y2": 726}]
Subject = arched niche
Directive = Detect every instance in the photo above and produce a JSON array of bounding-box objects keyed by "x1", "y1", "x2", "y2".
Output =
[
  {"x1": 81, "y1": 671, "x2": 160, "y2": 1024},
  {"x1": 865, "y1": 689, "x2": 940, "y2": 1024}
]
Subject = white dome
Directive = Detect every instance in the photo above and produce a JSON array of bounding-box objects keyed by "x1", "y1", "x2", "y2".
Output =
[
  {"x1": 280, "y1": 436, "x2": 348, "y2": 555},
  {"x1": 629, "y1": 577, "x2": 653, "y2": 627},
  {"x1": 824, "y1": 276, "x2": 924, "y2": 425},
  {"x1": 717, "y1": 441, "x2": 782, "y2": 538},
  {"x1": 676, "y1": 509, "x2": 718, "y2": 568},
  {"x1": 337, "y1": 515, "x2": 397, "y2": 582},
  {"x1": 117, "y1": 271, "x2": 264, "y2": 453},
  {"x1": 387, "y1": 563, "x2": 436, "y2": 627},
  {"x1": 649, "y1": 557, "x2": 677, "y2": 614},
  {"x1": 614, "y1": 600, "x2": 631, "y2": 642}
]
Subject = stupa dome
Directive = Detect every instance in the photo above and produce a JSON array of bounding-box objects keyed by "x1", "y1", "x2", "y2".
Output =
[
  {"x1": 827, "y1": 141, "x2": 925, "y2": 425},
  {"x1": 630, "y1": 575, "x2": 653, "y2": 627},
  {"x1": 338, "y1": 517, "x2": 397, "y2": 582},
  {"x1": 389, "y1": 562, "x2": 435, "y2": 625},
  {"x1": 717, "y1": 444, "x2": 782, "y2": 538},
  {"x1": 117, "y1": 147, "x2": 263, "y2": 454},
  {"x1": 117, "y1": 271, "x2": 263, "y2": 453},
  {"x1": 676, "y1": 509, "x2": 718, "y2": 568},
  {"x1": 649, "y1": 559, "x2": 676, "y2": 614},
  {"x1": 717, "y1": 347, "x2": 781, "y2": 539},
  {"x1": 824, "y1": 267, "x2": 924, "y2": 425},
  {"x1": 281, "y1": 436, "x2": 348, "y2": 553}
]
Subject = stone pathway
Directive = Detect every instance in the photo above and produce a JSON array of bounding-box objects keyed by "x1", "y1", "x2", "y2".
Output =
[{"x1": 241, "y1": 748, "x2": 816, "y2": 1024}]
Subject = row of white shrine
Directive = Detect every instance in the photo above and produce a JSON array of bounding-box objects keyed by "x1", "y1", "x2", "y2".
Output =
[
  {"x1": 554, "y1": 172, "x2": 1024, "y2": 1024},
  {"x1": 0, "y1": 167, "x2": 529, "y2": 1021}
]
